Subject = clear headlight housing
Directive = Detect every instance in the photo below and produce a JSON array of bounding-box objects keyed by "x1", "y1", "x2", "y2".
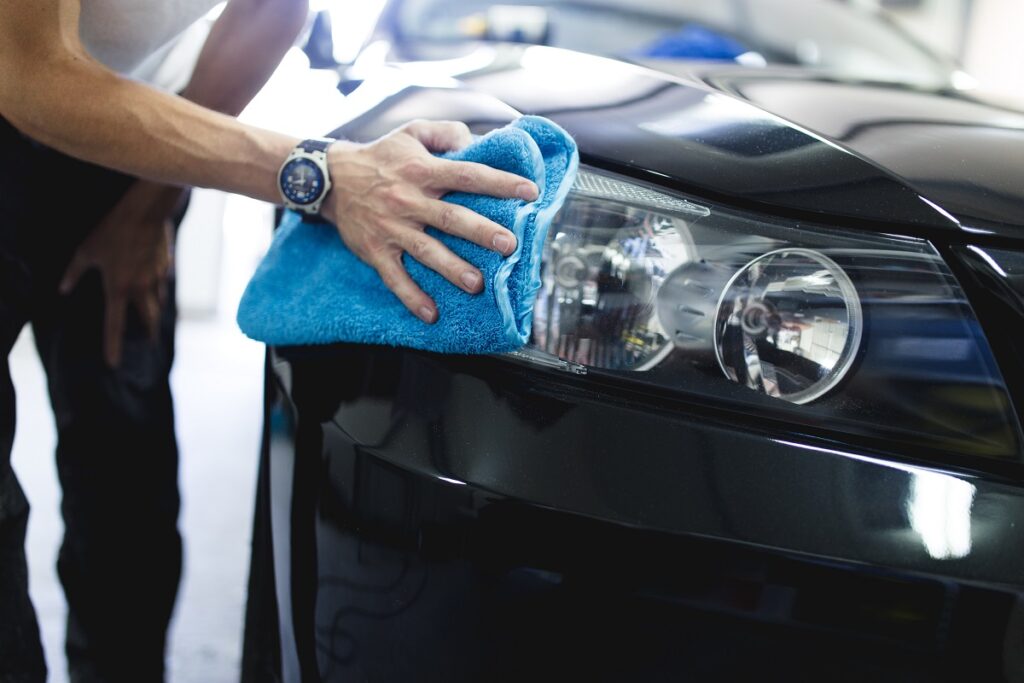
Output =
[{"x1": 518, "y1": 167, "x2": 1021, "y2": 459}]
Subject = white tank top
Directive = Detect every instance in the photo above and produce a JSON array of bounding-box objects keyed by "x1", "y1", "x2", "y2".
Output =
[{"x1": 80, "y1": 0, "x2": 222, "y2": 86}]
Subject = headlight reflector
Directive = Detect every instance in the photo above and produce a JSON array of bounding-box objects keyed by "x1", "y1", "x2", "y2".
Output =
[{"x1": 714, "y1": 248, "x2": 863, "y2": 404}]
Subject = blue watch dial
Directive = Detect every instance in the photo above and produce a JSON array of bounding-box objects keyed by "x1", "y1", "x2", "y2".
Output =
[{"x1": 280, "y1": 158, "x2": 325, "y2": 205}]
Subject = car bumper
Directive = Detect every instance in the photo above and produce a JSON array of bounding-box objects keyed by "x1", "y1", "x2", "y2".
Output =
[{"x1": 259, "y1": 344, "x2": 1024, "y2": 682}]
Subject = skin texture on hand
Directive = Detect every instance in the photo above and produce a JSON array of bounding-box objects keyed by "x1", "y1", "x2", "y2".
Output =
[
  {"x1": 321, "y1": 120, "x2": 539, "y2": 323},
  {"x1": 59, "y1": 181, "x2": 179, "y2": 366}
]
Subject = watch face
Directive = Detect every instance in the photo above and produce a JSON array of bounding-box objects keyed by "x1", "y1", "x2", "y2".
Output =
[{"x1": 280, "y1": 158, "x2": 325, "y2": 205}]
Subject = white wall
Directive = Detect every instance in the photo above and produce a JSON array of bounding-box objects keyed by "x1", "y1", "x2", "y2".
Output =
[
  {"x1": 882, "y1": 0, "x2": 968, "y2": 59},
  {"x1": 862, "y1": 0, "x2": 1024, "y2": 107},
  {"x1": 962, "y1": 0, "x2": 1024, "y2": 106}
]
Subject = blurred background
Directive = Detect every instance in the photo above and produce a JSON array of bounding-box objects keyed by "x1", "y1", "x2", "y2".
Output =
[{"x1": 8, "y1": 0, "x2": 1022, "y2": 680}]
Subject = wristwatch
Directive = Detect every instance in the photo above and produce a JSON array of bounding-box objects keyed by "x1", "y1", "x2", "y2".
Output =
[{"x1": 278, "y1": 138, "x2": 335, "y2": 218}]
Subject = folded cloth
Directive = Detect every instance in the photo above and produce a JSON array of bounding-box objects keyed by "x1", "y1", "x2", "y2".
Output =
[{"x1": 237, "y1": 115, "x2": 579, "y2": 353}]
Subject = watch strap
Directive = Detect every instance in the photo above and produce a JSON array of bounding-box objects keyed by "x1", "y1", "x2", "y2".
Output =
[{"x1": 298, "y1": 138, "x2": 335, "y2": 155}]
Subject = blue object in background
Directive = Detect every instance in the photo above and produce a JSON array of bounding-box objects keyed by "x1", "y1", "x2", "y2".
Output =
[
  {"x1": 237, "y1": 116, "x2": 579, "y2": 353},
  {"x1": 633, "y1": 24, "x2": 749, "y2": 61}
]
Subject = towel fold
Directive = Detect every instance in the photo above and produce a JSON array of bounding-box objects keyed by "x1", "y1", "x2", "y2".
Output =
[{"x1": 237, "y1": 116, "x2": 579, "y2": 353}]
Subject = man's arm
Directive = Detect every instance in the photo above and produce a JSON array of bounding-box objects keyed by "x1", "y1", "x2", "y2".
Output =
[
  {"x1": 99, "y1": 0, "x2": 314, "y2": 220},
  {"x1": 0, "y1": 0, "x2": 294, "y2": 201},
  {"x1": 182, "y1": 0, "x2": 309, "y2": 117},
  {"x1": 58, "y1": 0, "x2": 312, "y2": 367},
  {"x1": 0, "y1": 0, "x2": 538, "y2": 323}
]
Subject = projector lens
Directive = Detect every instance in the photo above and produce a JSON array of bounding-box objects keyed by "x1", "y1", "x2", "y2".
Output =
[{"x1": 714, "y1": 248, "x2": 863, "y2": 404}]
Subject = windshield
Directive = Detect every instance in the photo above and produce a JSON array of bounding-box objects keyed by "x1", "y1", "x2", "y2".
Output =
[{"x1": 389, "y1": 0, "x2": 955, "y2": 87}]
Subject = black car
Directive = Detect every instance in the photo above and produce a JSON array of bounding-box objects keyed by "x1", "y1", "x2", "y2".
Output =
[{"x1": 243, "y1": 3, "x2": 1024, "y2": 681}]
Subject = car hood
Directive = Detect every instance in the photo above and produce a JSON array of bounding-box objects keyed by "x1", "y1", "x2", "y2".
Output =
[
  {"x1": 339, "y1": 45, "x2": 1024, "y2": 241},
  {"x1": 695, "y1": 67, "x2": 1024, "y2": 238}
]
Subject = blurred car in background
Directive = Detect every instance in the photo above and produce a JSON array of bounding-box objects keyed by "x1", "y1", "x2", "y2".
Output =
[
  {"x1": 244, "y1": 2, "x2": 1024, "y2": 681},
  {"x1": 337, "y1": 0, "x2": 965, "y2": 89}
]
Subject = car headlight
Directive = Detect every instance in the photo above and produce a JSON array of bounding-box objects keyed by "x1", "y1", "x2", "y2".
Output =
[
  {"x1": 515, "y1": 167, "x2": 1021, "y2": 459},
  {"x1": 713, "y1": 247, "x2": 863, "y2": 405}
]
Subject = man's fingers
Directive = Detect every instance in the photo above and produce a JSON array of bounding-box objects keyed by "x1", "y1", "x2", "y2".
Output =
[
  {"x1": 157, "y1": 279, "x2": 169, "y2": 308},
  {"x1": 399, "y1": 230, "x2": 484, "y2": 295},
  {"x1": 403, "y1": 120, "x2": 473, "y2": 153},
  {"x1": 137, "y1": 290, "x2": 161, "y2": 343},
  {"x1": 420, "y1": 199, "x2": 517, "y2": 256},
  {"x1": 59, "y1": 256, "x2": 87, "y2": 295},
  {"x1": 103, "y1": 293, "x2": 126, "y2": 368},
  {"x1": 431, "y1": 158, "x2": 538, "y2": 201},
  {"x1": 374, "y1": 255, "x2": 438, "y2": 324}
]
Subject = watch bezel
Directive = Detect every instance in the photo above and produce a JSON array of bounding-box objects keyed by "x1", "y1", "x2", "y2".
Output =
[{"x1": 278, "y1": 140, "x2": 334, "y2": 217}]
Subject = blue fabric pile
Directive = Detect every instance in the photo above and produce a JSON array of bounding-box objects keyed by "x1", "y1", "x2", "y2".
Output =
[{"x1": 237, "y1": 116, "x2": 578, "y2": 353}]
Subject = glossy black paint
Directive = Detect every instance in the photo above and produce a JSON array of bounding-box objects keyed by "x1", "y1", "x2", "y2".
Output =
[
  {"x1": 339, "y1": 45, "x2": 1024, "y2": 243},
  {"x1": 281, "y1": 345, "x2": 1024, "y2": 584},
  {"x1": 244, "y1": 45, "x2": 1024, "y2": 683},
  {"x1": 706, "y1": 71, "x2": 1024, "y2": 239},
  {"x1": 338, "y1": 46, "x2": 961, "y2": 232},
  {"x1": 263, "y1": 345, "x2": 1024, "y2": 681}
]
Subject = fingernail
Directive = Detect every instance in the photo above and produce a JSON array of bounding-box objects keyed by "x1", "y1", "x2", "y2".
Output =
[
  {"x1": 493, "y1": 234, "x2": 514, "y2": 255},
  {"x1": 418, "y1": 306, "x2": 436, "y2": 323},
  {"x1": 460, "y1": 271, "x2": 482, "y2": 292},
  {"x1": 518, "y1": 183, "x2": 538, "y2": 201}
]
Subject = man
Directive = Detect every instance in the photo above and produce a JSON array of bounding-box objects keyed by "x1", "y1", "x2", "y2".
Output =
[{"x1": 0, "y1": 1, "x2": 537, "y2": 680}]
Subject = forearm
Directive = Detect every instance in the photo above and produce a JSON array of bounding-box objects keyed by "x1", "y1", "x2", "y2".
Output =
[
  {"x1": 182, "y1": 0, "x2": 309, "y2": 116},
  {"x1": 142, "y1": 0, "x2": 310, "y2": 207},
  {"x1": 0, "y1": 0, "x2": 310, "y2": 203},
  {"x1": 3, "y1": 51, "x2": 296, "y2": 203}
]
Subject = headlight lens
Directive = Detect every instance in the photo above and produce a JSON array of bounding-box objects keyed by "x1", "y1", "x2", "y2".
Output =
[
  {"x1": 520, "y1": 167, "x2": 1021, "y2": 459},
  {"x1": 713, "y1": 248, "x2": 862, "y2": 404}
]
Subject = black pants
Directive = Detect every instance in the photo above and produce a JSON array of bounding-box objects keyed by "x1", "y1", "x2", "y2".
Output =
[{"x1": 0, "y1": 117, "x2": 182, "y2": 682}]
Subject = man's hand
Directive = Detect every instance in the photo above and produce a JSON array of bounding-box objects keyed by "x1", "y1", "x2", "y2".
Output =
[
  {"x1": 321, "y1": 120, "x2": 539, "y2": 324},
  {"x1": 60, "y1": 181, "x2": 180, "y2": 367}
]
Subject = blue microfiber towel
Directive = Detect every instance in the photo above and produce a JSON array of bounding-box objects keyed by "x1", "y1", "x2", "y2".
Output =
[{"x1": 237, "y1": 116, "x2": 579, "y2": 353}]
